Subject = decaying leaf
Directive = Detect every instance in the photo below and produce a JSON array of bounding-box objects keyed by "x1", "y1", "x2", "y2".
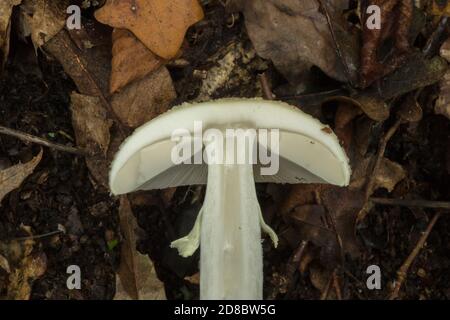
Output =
[
  {"x1": 111, "y1": 67, "x2": 176, "y2": 128},
  {"x1": 234, "y1": 0, "x2": 351, "y2": 85},
  {"x1": 0, "y1": 0, "x2": 22, "y2": 71},
  {"x1": 436, "y1": 69, "x2": 450, "y2": 119},
  {"x1": 0, "y1": 149, "x2": 43, "y2": 204},
  {"x1": 287, "y1": 187, "x2": 364, "y2": 260},
  {"x1": 45, "y1": 27, "x2": 111, "y2": 98},
  {"x1": 71, "y1": 93, "x2": 113, "y2": 186},
  {"x1": 19, "y1": 0, "x2": 68, "y2": 48},
  {"x1": 431, "y1": 0, "x2": 450, "y2": 16},
  {"x1": 367, "y1": 53, "x2": 448, "y2": 99},
  {"x1": 115, "y1": 197, "x2": 166, "y2": 300},
  {"x1": 0, "y1": 253, "x2": 11, "y2": 273},
  {"x1": 110, "y1": 29, "x2": 164, "y2": 94},
  {"x1": 71, "y1": 93, "x2": 112, "y2": 156},
  {"x1": 95, "y1": 0, "x2": 204, "y2": 59},
  {"x1": 350, "y1": 156, "x2": 406, "y2": 193},
  {"x1": 0, "y1": 238, "x2": 47, "y2": 300},
  {"x1": 360, "y1": 0, "x2": 413, "y2": 87},
  {"x1": 436, "y1": 38, "x2": 450, "y2": 120}
]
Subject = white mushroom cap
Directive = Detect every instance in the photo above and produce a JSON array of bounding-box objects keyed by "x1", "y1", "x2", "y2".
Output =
[{"x1": 109, "y1": 98, "x2": 351, "y2": 195}]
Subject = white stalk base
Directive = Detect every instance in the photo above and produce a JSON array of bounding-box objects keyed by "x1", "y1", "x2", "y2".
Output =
[{"x1": 171, "y1": 162, "x2": 278, "y2": 300}]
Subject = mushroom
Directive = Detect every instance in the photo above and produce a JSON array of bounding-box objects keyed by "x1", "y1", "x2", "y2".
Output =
[{"x1": 109, "y1": 98, "x2": 351, "y2": 300}]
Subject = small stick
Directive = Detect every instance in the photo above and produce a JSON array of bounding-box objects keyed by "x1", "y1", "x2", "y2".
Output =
[
  {"x1": 365, "y1": 119, "x2": 402, "y2": 199},
  {"x1": 389, "y1": 212, "x2": 441, "y2": 300},
  {"x1": 332, "y1": 270, "x2": 343, "y2": 300},
  {"x1": 12, "y1": 230, "x2": 64, "y2": 241},
  {"x1": 371, "y1": 197, "x2": 450, "y2": 210},
  {"x1": 259, "y1": 73, "x2": 275, "y2": 100},
  {"x1": 320, "y1": 272, "x2": 334, "y2": 300},
  {"x1": 0, "y1": 125, "x2": 87, "y2": 156}
]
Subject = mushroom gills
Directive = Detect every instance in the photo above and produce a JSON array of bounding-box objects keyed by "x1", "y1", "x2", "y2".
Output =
[{"x1": 171, "y1": 161, "x2": 278, "y2": 300}]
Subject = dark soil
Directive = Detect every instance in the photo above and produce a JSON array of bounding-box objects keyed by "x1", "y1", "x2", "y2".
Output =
[{"x1": 0, "y1": 46, "x2": 119, "y2": 299}]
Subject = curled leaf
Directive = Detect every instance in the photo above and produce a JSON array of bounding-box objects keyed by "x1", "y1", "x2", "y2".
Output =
[{"x1": 0, "y1": 149, "x2": 43, "y2": 204}]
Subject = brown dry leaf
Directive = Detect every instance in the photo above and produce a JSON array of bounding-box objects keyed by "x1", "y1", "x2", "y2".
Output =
[
  {"x1": 71, "y1": 93, "x2": 113, "y2": 186},
  {"x1": 19, "y1": 0, "x2": 68, "y2": 48},
  {"x1": 288, "y1": 187, "x2": 364, "y2": 260},
  {"x1": 367, "y1": 53, "x2": 448, "y2": 100},
  {"x1": 0, "y1": 149, "x2": 43, "y2": 205},
  {"x1": 110, "y1": 29, "x2": 164, "y2": 94},
  {"x1": 234, "y1": 0, "x2": 352, "y2": 85},
  {"x1": 71, "y1": 93, "x2": 112, "y2": 156},
  {"x1": 111, "y1": 67, "x2": 176, "y2": 128},
  {"x1": 95, "y1": 0, "x2": 204, "y2": 59},
  {"x1": 436, "y1": 39, "x2": 450, "y2": 120},
  {"x1": 45, "y1": 27, "x2": 111, "y2": 98},
  {"x1": 431, "y1": 0, "x2": 450, "y2": 16},
  {"x1": 360, "y1": 0, "x2": 413, "y2": 87},
  {"x1": 0, "y1": 238, "x2": 47, "y2": 300},
  {"x1": 320, "y1": 187, "x2": 365, "y2": 258},
  {"x1": 280, "y1": 184, "x2": 323, "y2": 216},
  {"x1": 350, "y1": 156, "x2": 406, "y2": 193},
  {"x1": 115, "y1": 196, "x2": 166, "y2": 300},
  {"x1": 0, "y1": 253, "x2": 11, "y2": 273},
  {"x1": 0, "y1": 0, "x2": 22, "y2": 70},
  {"x1": 436, "y1": 71, "x2": 450, "y2": 119}
]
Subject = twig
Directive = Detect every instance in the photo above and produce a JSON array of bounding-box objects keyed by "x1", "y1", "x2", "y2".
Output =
[
  {"x1": 365, "y1": 118, "x2": 402, "y2": 199},
  {"x1": 279, "y1": 88, "x2": 346, "y2": 104},
  {"x1": 332, "y1": 269, "x2": 343, "y2": 300},
  {"x1": 286, "y1": 241, "x2": 309, "y2": 278},
  {"x1": 371, "y1": 197, "x2": 450, "y2": 210},
  {"x1": 320, "y1": 272, "x2": 334, "y2": 300},
  {"x1": 0, "y1": 125, "x2": 87, "y2": 156},
  {"x1": 389, "y1": 212, "x2": 441, "y2": 300},
  {"x1": 423, "y1": 16, "x2": 449, "y2": 58},
  {"x1": 259, "y1": 73, "x2": 275, "y2": 100},
  {"x1": 317, "y1": 0, "x2": 355, "y2": 87},
  {"x1": 12, "y1": 230, "x2": 64, "y2": 241}
]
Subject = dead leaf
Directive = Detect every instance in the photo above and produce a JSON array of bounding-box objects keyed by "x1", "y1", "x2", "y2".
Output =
[
  {"x1": 436, "y1": 71, "x2": 450, "y2": 119},
  {"x1": 71, "y1": 92, "x2": 113, "y2": 186},
  {"x1": 71, "y1": 93, "x2": 112, "y2": 156},
  {"x1": 360, "y1": 0, "x2": 413, "y2": 87},
  {"x1": 19, "y1": 0, "x2": 68, "y2": 48},
  {"x1": 235, "y1": 0, "x2": 352, "y2": 85},
  {"x1": 45, "y1": 27, "x2": 111, "y2": 98},
  {"x1": 0, "y1": 254, "x2": 11, "y2": 273},
  {"x1": 110, "y1": 29, "x2": 164, "y2": 94},
  {"x1": 431, "y1": 0, "x2": 450, "y2": 16},
  {"x1": 95, "y1": 0, "x2": 204, "y2": 59},
  {"x1": 350, "y1": 156, "x2": 406, "y2": 193},
  {"x1": 320, "y1": 187, "x2": 365, "y2": 258},
  {"x1": 280, "y1": 184, "x2": 322, "y2": 216},
  {"x1": 287, "y1": 187, "x2": 364, "y2": 260},
  {"x1": 0, "y1": 149, "x2": 43, "y2": 204},
  {"x1": 366, "y1": 53, "x2": 448, "y2": 100},
  {"x1": 398, "y1": 94, "x2": 423, "y2": 123},
  {"x1": 111, "y1": 67, "x2": 176, "y2": 128},
  {"x1": 0, "y1": 237, "x2": 47, "y2": 300},
  {"x1": 0, "y1": 0, "x2": 22, "y2": 71},
  {"x1": 115, "y1": 196, "x2": 166, "y2": 300}
]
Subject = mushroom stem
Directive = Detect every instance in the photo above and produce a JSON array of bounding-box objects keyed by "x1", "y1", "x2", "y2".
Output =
[
  {"x1": 200, "y1": 162, "x2": 264, "y2": 299},
  {"x1": 171, "y1": 135, "x2": 278, "y2": 299}
]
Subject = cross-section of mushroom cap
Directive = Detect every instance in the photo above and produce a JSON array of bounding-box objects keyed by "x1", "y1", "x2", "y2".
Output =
[{"x1": 109, "y1": 98, "x2": 351, "y2": 195}]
